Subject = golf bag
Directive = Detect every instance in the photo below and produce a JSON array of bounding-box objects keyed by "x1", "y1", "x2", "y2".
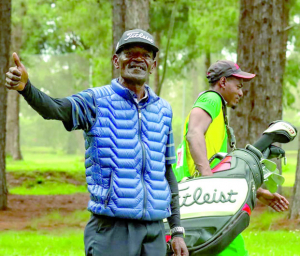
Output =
[{"x1": 165, "y1": 120, "x2": 297, "y2": 256}]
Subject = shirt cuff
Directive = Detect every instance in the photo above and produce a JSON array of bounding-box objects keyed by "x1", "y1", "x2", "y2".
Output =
[{"x1": 18, "y1": 79, "x2": 31, "y2": 95}]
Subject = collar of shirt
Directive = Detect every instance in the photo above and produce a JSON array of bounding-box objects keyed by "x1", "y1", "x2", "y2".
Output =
[
  {"x1": 129, "y1": 87, "x2": 149, "y2": 104},
  {"x1": 117, "y1": 79, "x2": 149, "y2": 104}
]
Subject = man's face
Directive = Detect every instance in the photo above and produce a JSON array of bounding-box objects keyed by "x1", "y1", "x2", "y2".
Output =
[
  {"x1": 113, "y1": 44, "x2": 156, "y2": 85},
  {"x1": 222, "y1": 77, "x2": 244, "y2": 109}
]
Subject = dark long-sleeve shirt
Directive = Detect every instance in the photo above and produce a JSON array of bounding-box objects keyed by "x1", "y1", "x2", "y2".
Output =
[{"x1": 19, "y1": 80, "x2": 181, "y2": 232}]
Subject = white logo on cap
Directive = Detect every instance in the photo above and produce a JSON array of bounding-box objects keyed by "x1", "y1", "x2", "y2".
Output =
[{"x1": 124, "y1": 32, "x2": 154, "y2": 43}]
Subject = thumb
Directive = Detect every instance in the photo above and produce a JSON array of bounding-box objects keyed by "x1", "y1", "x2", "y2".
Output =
[{"x1": 13, "y1": 52, "x2": 22, "y2": 68}]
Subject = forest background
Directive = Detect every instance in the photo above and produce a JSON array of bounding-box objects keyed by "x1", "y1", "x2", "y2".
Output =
[{"x1": 1, "y1": 0, "x2": 300, "y2": 255}]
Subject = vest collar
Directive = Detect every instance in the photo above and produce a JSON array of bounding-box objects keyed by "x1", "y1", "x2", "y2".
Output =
[{"x1": 111, "y1": 78, "x2": 159, "y2": 105}]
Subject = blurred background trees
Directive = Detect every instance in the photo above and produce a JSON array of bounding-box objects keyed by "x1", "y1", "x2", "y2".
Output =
[
  {"x1": 4, "y1": 0, "x2": 300, "y2": 162},
  {"x1": 2, "y1": 0, "x2": 300, "y2": 212}
]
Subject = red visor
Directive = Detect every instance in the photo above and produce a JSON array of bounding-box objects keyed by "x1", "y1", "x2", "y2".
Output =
[{"x1": 231, "y1": 71, "x2": 256, "y2": 80}]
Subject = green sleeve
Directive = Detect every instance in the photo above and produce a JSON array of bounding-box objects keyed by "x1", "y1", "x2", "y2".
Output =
[{"x1": 193, "y1": 92, "x2": 222, "y2": 120}]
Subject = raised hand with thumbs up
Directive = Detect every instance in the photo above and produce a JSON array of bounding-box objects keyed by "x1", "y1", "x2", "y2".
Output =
[{"x1": 5, "y1": 52, "x2": 28, "y2": 91}]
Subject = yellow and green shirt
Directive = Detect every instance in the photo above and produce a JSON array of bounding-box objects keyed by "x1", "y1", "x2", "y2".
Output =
[{"x1": 185, "y1": 91, "x2": 228, "y2": 176}]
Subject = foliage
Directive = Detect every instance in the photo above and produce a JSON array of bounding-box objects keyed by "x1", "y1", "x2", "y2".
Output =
[
  {"x1": 10, "y1": 0, "x2": 300, "y2": 155},
  {"x1": 283, "y1": 0, "x2": 300, "y2": 108},
  {"x1": 150, "y1": 0, "x2": 239, "y2": 81},
  {"x1": 13, "y1": 0, "x2": 112, "y2": 85},
  {"x1": 284, "y1": 52, "x2": 300, "y2": 108},
  {"x1": 188, "y1": 0, "x2": 239, "y2": 53},
  {"x1": 48, "y1": 0, "x2": 112, "y2": 85}
]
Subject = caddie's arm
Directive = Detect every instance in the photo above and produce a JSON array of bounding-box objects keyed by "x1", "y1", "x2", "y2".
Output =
[
  {"x1": 186, "y1": 107, "x2": 213, "y2": 176},
  {"x1": 256, "y1": 187, "x2": 289, "y2": 212}
]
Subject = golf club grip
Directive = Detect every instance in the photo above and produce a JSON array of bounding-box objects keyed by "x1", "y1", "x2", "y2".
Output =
[{"x1": 252, "y1": 134, "x2": 275, "y2": 152}]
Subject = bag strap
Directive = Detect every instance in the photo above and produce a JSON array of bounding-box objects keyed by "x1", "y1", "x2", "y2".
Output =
[{"x1": 195, "y1": 90, "x2": 236, "y2": 149}]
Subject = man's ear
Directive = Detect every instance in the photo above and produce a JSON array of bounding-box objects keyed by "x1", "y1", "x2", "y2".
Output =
[
  {"x1": 112, "y1": 54, "x2": 119, "y2": 69},
  {"x1": 219, "y1": 76, "x2": 226, "y2": 89},
  {"x1": 149, "y1": 60, "x2": 157, "y2": 74}
]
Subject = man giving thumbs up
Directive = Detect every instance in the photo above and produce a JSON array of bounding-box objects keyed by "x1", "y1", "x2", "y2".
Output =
[
  {"x1": 5, "y1": 53, "x2": 28, "y2": 91},
  {"x1": 5, "y1": 28, "x2": 188, "y2": 256}
]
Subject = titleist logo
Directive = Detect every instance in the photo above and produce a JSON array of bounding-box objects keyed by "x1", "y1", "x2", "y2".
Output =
[
  {"x1": 124, "y1": 32, "x2": 154, "y2": 43},
  {"x1": 179, "y1": 186, "x2": 238, "y2": 207}
]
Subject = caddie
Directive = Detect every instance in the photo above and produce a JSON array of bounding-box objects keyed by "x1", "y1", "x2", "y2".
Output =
[
  {"x1": 176, "y1": 60, "x2": 289, "y2": 255},
  {"x1": 5, "y1": 29, "x2": 188, "y2": 256}
]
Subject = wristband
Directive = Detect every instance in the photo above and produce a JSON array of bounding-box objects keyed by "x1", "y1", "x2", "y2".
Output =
[{"x1": 170, "y1": 226, "x2": 185, "y2": 237}]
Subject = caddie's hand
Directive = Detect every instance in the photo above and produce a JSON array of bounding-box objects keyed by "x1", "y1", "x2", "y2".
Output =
[
  {"x1": 257, "y1": 188, "x2": 289, "y2": 212},
  {"x1": 5, "y1": 52, "x2": 28, "y2": 91},
  {"x1": 196, "y1": 165, "x2": 213, "y2": 177},
  {"x1": 171, "y1": 237, "x2": 189, "y2": 256},
  {"x1": 201, "y1": 170, "x2": 213, "y2": 176}
]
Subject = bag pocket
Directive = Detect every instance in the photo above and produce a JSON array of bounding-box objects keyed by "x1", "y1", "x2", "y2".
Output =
[{"x1": 191, "y1": 211, "x2": 250, "y2": 256}]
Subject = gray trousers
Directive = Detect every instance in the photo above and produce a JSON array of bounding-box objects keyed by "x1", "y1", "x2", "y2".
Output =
[{"x1": 84, "y1": 214, "x2": 167, "y2": 256}]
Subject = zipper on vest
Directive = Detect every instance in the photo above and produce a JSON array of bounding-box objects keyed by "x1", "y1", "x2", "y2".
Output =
[
  {"x1": 137, "y1": 107, "x2": 147, "y2": 219},
  {"x1": 104, "y1": 170, "x2": 114, "y2": 208}
]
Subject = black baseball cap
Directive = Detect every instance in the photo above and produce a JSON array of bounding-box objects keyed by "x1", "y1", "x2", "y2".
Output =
[
  {"x1": 115, "y1": 29, "x2": 159, "y2": 54},
  {"x1": 207, "y1": 60, "x2": 256, "y2": 83}
]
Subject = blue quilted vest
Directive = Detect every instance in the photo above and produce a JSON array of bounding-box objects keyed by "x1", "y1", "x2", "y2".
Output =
[{"x1": 84, "y1": 79, "x2": 172, "y2": 221}]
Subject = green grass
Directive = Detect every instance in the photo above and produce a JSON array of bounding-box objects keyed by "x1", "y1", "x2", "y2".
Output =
[
  {"x1": 244, "y1": 230, "x2": 300, "y2": 256},
  {"x1": 1, "y1": 207, "x2": 300, "y2": 255},
  {"x1": 243, "y1": 204, "x2": 300, "y2": 255},
  {"x1": 3, "y1": 148, "x2": 299, "y2": 255},
  {"x1": 0, "y1": 229, "x2": 299, "y2": 256},
  {"x1": 0, "y1": 229, "x2": 84, "y2": 256},
  {"x1": 9, "y1": 182, "x2": 87, "y2": 195},
  {"x1": 6, "y1": 151, "x2": 85, "y2": 173},
  {"x1": 6, "y1": 148, "x2": 87, "y2": 195},
  {"x1": 5, "y1": 149, "x2": 298, "y2": 195}
]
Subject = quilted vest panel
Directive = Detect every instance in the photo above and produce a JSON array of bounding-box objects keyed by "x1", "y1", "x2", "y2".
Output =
[{"x1": 84, "y1": 79, "x2": 172, "y2": 221}]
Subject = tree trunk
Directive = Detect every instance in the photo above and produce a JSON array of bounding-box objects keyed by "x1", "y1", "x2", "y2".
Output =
[
  {"x1": 192, "y1": 61, "x2": 200, "y2": 101},
  {"x1": 204, "y1": 50, "x2": 211, "y2": 90},
  {"x1": 289, "y1": 134, "x2": 300, "y2": 219},
  {"x1": 6, "y1": 91, "x2": 22, "y2": 160},
  {"x1": 124, "y1": 0, "x2": 149, "y2": 31},
  {"x1": 0, "y1": 0, "x2": 11, "y2": 210},
  {"x1": 5, "y1": 1, "x2": 25, "y2": 160},
  {"x1": 112, "y1": 0, "x2": 125, "y2": 79},
  {"x1": 230, "y1": 0, "x2": 290, "y2": 148},
  {"x1": 112, "y1": 0, "x2": 149, "y2": 80},
  {"x1": 153, "y1": 31, "x2": 161, "y2": 95}
]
